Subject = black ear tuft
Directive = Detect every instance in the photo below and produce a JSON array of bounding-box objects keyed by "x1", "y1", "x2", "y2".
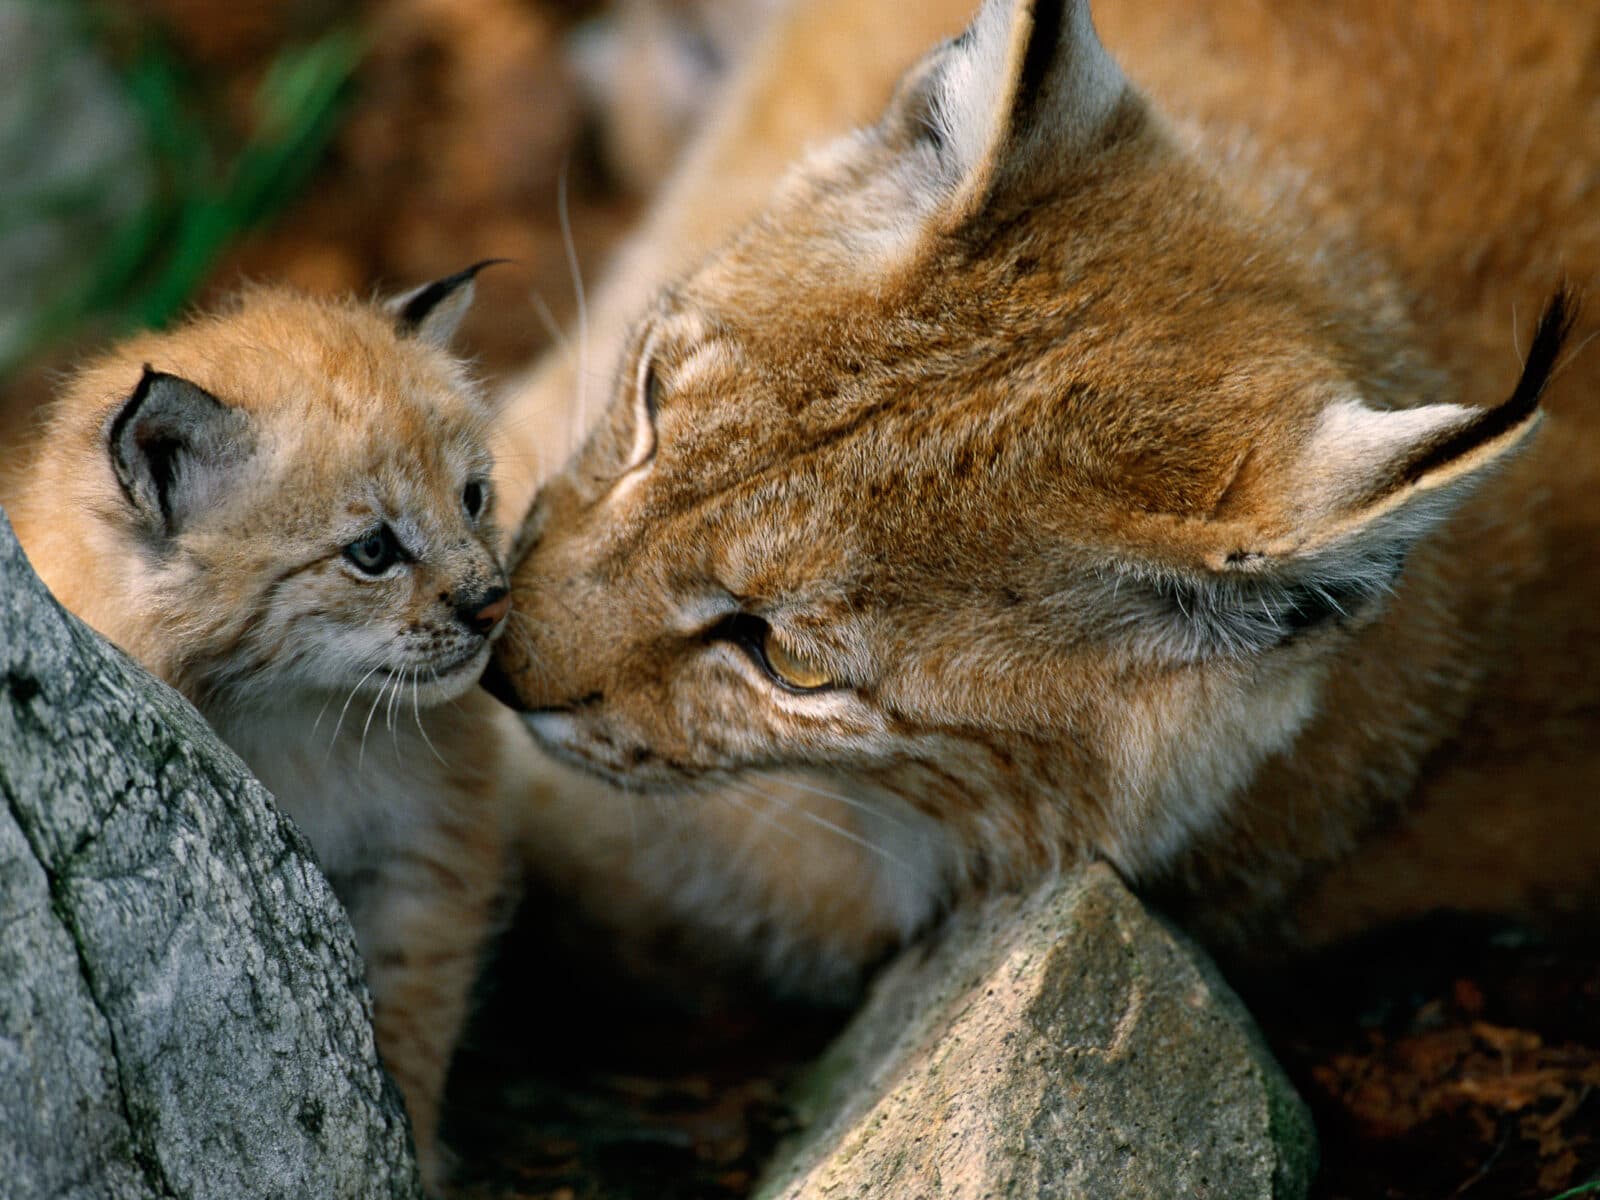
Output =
[
  {"x1": 1400, "y1": 285, "x2": 1580, "y2": 486},
  {"x1": 390, "y1": 259, "x2": 510, "y2": 348},
  {"x1": 109, "y1": 366, "x2": 251, "y2": 535},
  {"x1": 1508, "y1": 285, "x2": 1581, "y2": 418}
]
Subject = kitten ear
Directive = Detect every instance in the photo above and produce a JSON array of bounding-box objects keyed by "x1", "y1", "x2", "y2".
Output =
[
  {"x1": 108, "y1": 367, "x2": 253, "y2": 536},
  {"x1": 388, "y1": 260, "x2": 507, "y2": 348},
  {"x1": 884, "y1": 0, "x2": 1129, "y2": 225},
  {"x1": 1158, "y1": 290, "x2": 1577, "y2": 657}
]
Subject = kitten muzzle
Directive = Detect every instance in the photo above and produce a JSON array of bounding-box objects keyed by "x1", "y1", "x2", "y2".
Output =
[{"x1": 454, "y1": 585, "x2": 511, "y2": 635}]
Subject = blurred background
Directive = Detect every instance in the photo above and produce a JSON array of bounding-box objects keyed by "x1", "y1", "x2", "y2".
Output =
[{"x1": 0, "y1": 0, "x2": 652, "y2": 456}]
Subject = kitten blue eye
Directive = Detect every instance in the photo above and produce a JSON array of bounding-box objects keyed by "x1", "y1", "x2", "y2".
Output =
[
  {"x1": 463, "y1": 480, "x2": 486, "y2": 520},
  {"x1": 344, "y1": 525, "x2": 403, "y2": 575}
]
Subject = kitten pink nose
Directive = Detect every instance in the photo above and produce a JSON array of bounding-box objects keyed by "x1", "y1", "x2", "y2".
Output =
[{"x1": 460, "y1": 587, "x2": 511, "y2": 635}]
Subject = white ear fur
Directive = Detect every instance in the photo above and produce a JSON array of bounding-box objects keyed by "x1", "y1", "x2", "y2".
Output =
[
  {"x1": 1278, "y1": 288, "x2": 1574, "y2": 560},
  {"x1": 1288, "y1": 397, "x2": 1504, "y2": 534},
  {"x1": 1192, "y1": 394, "x2": 1543, "y2": 640},
  {"x1": 922, "y1": 0, "x2": 1127, "y2": 219}
]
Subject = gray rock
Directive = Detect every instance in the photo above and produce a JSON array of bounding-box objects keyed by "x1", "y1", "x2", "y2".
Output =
[
  {"x1": 758, "y1": 864, "x2": 1317, "y2": 1200},
  {"x1": 0, "y1": 510, "x2": 423, "y2": 1200}
]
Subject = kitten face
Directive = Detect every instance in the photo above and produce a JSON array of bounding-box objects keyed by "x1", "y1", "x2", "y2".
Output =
[
  {"x1": 60, "y1": 282, "x2": 510, "y2": 714},
  {"x1": 210, "y1": 401, "x2": 507, "y2": 711},
  {"x1": 494, "y1": 0, "x2": 1556, "y2": 877}
]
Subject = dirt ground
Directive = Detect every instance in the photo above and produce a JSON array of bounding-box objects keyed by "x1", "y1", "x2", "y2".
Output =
[{"x1": 6, "y1": 3, "x2": 1597, "y2": 1197}]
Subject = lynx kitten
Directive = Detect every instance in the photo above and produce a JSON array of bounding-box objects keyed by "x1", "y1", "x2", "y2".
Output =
[{"x1": 6, "y1": 268, "x2": 521, "y2": 1188}]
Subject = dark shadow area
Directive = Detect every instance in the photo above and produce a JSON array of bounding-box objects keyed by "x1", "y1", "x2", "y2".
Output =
[
  {"x1": 445, "y1": 878, "x2": 847, "y2": 1200},
  {"x1": 1238, "y1": 915, "x2": 1600, "y2": 1200}
]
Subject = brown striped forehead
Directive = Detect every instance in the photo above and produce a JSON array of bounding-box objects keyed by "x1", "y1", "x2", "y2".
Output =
[
  {"x1": 266, "y1": 411, "x2": 488, "y2": 528},
  {"x1": 625, "y1": 209, "x2": 1409, "y2": 582},
  {"x1": 601, "y1": 321, "x2": 1382, "y2": 643},
  {"x1": 634, "y1": 300, "x2": 1327, "y2": 536},
  {"x1": 124, "y1": 289, "x2": 483, "y2": 428},
  {"x1": 648, "y1": 110, "x2": 1402, "y2": 465}
]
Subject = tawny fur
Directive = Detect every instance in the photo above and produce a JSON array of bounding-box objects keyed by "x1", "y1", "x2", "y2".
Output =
[
  {"x1": 4, "y1": 284, "x2": 525, "y2": 1189},
  {"x1": 493, "y1": 0, "x2": 1600, "y2": 986}
]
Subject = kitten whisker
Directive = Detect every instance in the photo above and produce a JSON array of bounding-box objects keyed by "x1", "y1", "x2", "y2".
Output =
[
  {"x1": 387, "y1": 666, "x2": 406, "y2": 758},
  {"x1": 310, "y1": 688, "x2": 339, "y2": 739},
  {"x1": 359, "y1": 670, "x2": 398, "y2": 769},
  {"x1": 328, "y1": 660, "x2": 387, "y2": 758},
  {"x1": 756, "y1": 770, "x2": 908, "y2": 832},
  {"x1": 411, "y1": 670, "x2": 449, "y2": 767}
]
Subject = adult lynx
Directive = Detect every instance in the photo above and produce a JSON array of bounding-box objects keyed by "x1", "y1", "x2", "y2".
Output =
[{"x1": 492, "y1": 0, "x2": 1599, "y2": 985}]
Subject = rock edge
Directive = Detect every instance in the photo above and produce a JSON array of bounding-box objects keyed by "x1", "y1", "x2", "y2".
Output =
[
  {"x1": 759, "y1": 863, "x2": 1318, "y2": 1200},
  {"x1": 0, "y1": 509, "x2": 423, "y2": 1200}
]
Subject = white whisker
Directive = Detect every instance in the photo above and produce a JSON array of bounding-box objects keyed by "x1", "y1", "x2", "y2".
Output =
[
  {"x1": 411, "y1": 669, "x2": 448, "y2": 767},
  {"x1": 327, "y1": 660, "x2": 386, "y2": 757},
  {"x1": 759, "y1": 770, "x2": 907, "y2": 831},
  {"x1": 310, "y1": 688, "x2": 339, "y2": 739},
  {"x1": 722, "y1": 782, "x2": 799, "y2": 842},
  {"x1": 359, "y1": 671, "x2": 396, "y2": 769},
  {"x1": 386, "y1": 664, "x2": 405, "y2": 755},
  {"x1": 738, "y1": 778, "x2": 907, "y2": 869}
]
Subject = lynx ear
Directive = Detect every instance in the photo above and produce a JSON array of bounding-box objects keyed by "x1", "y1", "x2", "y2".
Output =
[
  {"x1": 109, "y1": 367, "x2": 253, "y2": 536},
  {"x1": 1255, "y1": 289, "x2": 1574, "y2": 561},
  {"x1": 388, "y1": 260, "x2": 506, "y2": 348},
  {"x1": 887, "y1": 0, "x2": 1128, "y2": 224},
  {"x1": 1152, "y1": 290, "x2": 1577, "y2": 658}
]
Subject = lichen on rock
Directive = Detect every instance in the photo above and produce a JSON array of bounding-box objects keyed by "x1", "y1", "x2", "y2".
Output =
[{"x1": 0, "y1": 509, "x2": 422, "y2": 1200}]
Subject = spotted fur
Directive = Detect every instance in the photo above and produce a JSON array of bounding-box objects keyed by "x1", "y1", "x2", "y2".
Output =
[
  {"x1": 7, "y1": 281, "x2": 522, "y2": 1190},
  {"x1": 494, "y1": 0, "x2": 1600, "y2": 987}
]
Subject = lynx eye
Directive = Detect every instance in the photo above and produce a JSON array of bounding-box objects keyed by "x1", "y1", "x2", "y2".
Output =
[
  {"x1": 344, "y1": 524, "x2": 404, "y2": 575},
  {"x1": 709, "y1": 614, "x2": 835, "y2": 691},
  {"x1": 463, "y1": 479, "x2": 487, "y2": 520},
  {"x1": 761, "y1": 628, "x2": 835, "y2": 691}
]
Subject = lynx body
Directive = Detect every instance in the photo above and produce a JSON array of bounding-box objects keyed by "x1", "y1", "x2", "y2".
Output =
[{"x1": 490, "y1": 0, "x2": 1600, "y2": 988}]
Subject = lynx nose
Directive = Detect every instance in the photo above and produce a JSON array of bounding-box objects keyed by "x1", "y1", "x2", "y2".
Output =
[{"x1": 456, "y1": 585, "x2": 511, "y2": 635}]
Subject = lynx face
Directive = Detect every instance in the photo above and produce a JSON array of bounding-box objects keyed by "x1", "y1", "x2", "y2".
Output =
[
  {"x1": 494, "y1": 0, "x2": 1567, "y2": 879},
  {"x1": 44, "y1": 273, "x2": 511, "y2": 714}
]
